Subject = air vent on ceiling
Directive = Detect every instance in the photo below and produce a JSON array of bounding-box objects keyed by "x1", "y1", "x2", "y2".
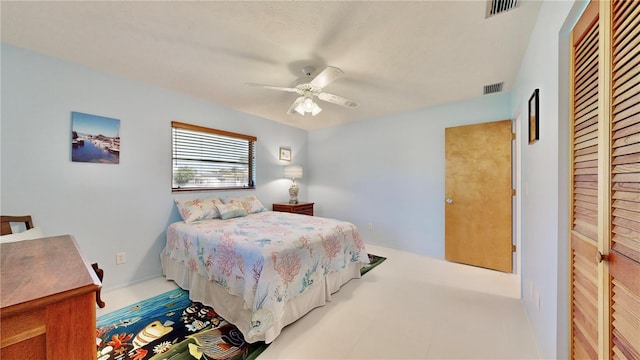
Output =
[
  {"x1": 486, "y1": 0, "x2": 518, "y2": 18},
  {"x1": 484, "y1": 82, "x2": 504, "y2": 95}
]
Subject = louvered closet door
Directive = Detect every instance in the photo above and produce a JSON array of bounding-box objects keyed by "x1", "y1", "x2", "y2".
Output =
[
  {"x1": 609, "y1": 0, "x2": 640, "y2": 358},
  {"x1": 570, "y1": 1, "x2": 640, "y2": 359},
  {"x1": 570, "y1": 2, "x2": 600, "y2": 358}
]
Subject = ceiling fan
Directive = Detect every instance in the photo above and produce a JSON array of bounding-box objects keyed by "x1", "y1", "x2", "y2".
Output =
[{"x1": 247, "y1": 66, "x2": 359, "y2": 116}]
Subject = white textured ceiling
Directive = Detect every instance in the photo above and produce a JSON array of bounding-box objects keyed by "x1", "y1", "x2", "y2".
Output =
[{"x1": 1, "y1": 1, "x2": 541, "y2": 130}]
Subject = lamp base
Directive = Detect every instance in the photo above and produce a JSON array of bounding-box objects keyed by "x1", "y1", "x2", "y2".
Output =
[{"x1": 288, "y1": 182, "x2": 299, "y2": 204}]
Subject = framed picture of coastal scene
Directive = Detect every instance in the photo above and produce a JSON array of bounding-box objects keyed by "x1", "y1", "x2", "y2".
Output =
[{"x1": 71, "y1": 112, "x2": 120, "y2": 164}]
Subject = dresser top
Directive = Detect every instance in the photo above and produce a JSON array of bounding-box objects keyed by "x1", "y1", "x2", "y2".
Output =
[
  {"x1": 1, "y1": 235, "x2": 101, "y2": 313},
  {"x1": 272, "y1": 202, "x2": 314, "y2": 206}
]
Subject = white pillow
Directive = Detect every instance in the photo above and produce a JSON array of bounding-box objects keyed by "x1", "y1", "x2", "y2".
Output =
[
  {"x1": 215, "y1": 203, "x2": 247, "y2": 220},
  {"x1": 227, "y1": 195, "x2": 266, "y2": 214},
  {"x1": 175, "y1": 197, "x2": 224, "y2": 223},
  {"x1": 0, "y1": 226, "x2": 45, "y2": 243}
]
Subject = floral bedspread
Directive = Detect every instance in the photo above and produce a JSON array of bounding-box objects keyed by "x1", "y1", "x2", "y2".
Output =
[{"x1": 162, "y1": 211, "x2": 369, "y2": 340}]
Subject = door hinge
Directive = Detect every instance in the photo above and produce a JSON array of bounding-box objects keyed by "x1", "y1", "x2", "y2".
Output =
[
  {"x1": 512, "y1": 188, "x2": 516, "y2": 196},
  {"x1": 512, "y1": 245, "x2": 517, "y2": 252},
  {"x1": 511, "y1": 133, "x2": 516, "y2": 140}
]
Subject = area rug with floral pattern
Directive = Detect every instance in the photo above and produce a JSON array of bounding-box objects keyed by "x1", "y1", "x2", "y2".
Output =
[{"x1": 96, "y1": 253, "x2": 386, "y2": 360}]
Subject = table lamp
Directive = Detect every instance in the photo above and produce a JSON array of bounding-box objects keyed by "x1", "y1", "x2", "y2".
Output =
[{"x1": 283, "y1": 165, "x2": 303, "y2": 204}]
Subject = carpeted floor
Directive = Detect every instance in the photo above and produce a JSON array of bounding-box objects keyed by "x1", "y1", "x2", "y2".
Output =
[{"x1": 96, "y1": 254, "x2": 386, "y2": 360}]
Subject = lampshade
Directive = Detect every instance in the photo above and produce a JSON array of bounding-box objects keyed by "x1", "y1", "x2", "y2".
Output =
[
  {"x1": 311, "y1": 102, "x2": 322, "y2": 116},
  {"x1": 283, "y1": 165, "x2": 303, "y2": 180}
]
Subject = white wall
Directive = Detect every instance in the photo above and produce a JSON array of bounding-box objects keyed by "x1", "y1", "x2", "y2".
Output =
[
  {"x1": 509, "y1": 1, "x2": 586, "y2": 358},
  {"x1": 0, "y1": 44, "x2": 308, "y2": 291}
]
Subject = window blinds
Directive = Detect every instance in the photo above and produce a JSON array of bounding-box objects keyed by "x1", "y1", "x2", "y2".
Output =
[{"x1": 171, "y1": 121, "x2": 256, "y2": 191}]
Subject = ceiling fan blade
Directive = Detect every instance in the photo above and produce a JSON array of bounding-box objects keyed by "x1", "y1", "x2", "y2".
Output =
[
  {"x1": 309, "y1": 66, "x2": 343, "y2": 89},
  {"x1": 317, "y1": 92, "x2": 359, "y2": 108},
  {"x1": 287, "y1": 96, "x2": 304, "y2": 115},
  {"x1": 246, "y1": 83, "x2": 300, "y2": 93}
]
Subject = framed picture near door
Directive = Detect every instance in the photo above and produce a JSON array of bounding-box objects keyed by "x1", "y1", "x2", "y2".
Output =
[{"x1": 528, "y1": 89, "x2": 539, "y2": 144}]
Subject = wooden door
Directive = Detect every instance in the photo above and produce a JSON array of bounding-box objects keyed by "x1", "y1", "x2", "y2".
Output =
[
  {"x1": 445, "y1": 120, "x2": 513, "y2": 273},
  {"x1": 570, "y1": 1, "x2": 640, "y2": 359},
  {"x1": 569, "y1": 2, "x2": 600, "y2": 357},
  {"x1": 608, "y1": 0, "x2": 640, "y2": 357}
]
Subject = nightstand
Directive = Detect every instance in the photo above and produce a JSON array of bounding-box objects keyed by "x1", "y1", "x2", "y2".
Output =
[{"x1": 272, "y1": 202, "x2": 314, "y2": 216}]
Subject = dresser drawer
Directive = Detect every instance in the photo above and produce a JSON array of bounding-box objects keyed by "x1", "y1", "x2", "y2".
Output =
[
  {"x1": 291, "y1": 203, "x2": 313, "y2": 215},
  {"x1": 272, "y1": 202, "x2": 314, "y2": 216}
]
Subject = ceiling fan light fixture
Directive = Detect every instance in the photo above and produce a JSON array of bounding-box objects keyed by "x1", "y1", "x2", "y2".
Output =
[
  {"x1": 248, "y1": 65, "x2": 357, "y2": 117},
  {"x1": 304, "y1": 97, "x2": 314, "y2": 110},
  {"x1": 294, "y1": 95, "x2": 322, "y2": 116},
  {"x1": 311, "y1": 102, "x2": 322, "y2": 116}
]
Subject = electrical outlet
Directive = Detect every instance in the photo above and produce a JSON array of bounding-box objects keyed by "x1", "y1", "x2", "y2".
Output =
[
  {"x1": 368, "y1": 223, "x2": 373, "y2": 230},
  {"x1": 116, "y1": 252, "x2": 126, "y2": 265}
]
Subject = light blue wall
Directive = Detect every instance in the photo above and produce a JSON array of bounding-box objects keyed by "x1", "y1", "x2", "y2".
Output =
[
  {"x1": 0, "y1": 44, "x2": 308, "y2": 291},
  {"x1": 307, "y1": 93, "x2": 511, "y2": 258},
  {"x1": 509, "y1": 1, "x2": 586, "y2": 358}
]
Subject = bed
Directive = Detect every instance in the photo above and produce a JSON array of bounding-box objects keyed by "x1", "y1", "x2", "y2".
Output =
[{"x1": 160, "y1": 207, "x2": 369, "y2": 344}]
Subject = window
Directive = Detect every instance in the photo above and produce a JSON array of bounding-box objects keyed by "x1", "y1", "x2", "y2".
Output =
[{"x1": 172, "y1": 121, "x2": 256, "y2": 191}]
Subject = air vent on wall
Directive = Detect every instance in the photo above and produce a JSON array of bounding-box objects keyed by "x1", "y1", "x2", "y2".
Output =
[
  {"x1": 484, "y1": 82, "x2": 504, "y2": 95},
  {"x1": 486, "y1": 0, "x2": 518, "y2": 18}
]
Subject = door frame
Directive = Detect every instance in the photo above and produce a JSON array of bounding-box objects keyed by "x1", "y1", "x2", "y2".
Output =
[{"x1": 514, "y1": 110, "x2": 523, "y2": 293}]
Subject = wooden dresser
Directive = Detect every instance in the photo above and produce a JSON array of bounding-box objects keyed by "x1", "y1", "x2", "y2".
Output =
[
  {"x1": 272, "y1": 202, "x2": 314, "y2": 216},
  {"x1": 1, "y1": 235, "x2": 101, "y2": 360}
]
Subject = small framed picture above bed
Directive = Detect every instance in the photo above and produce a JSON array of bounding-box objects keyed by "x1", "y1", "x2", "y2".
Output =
[{"x1": 279, "y1": 147, "x2": 291, "y2": 161}]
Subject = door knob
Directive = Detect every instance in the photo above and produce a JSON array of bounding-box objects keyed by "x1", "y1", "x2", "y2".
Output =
[
  {"x1": 446, "y1": 198, "x2": 453, "y2": 204},
  {"x1": 595, "y1": 251, "x2": 607, "y2": 263}
]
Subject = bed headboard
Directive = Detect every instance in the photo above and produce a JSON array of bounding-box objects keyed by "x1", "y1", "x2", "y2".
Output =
[{"x1": 1, "y1": 215, "x2": 34, "y2": 236}]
